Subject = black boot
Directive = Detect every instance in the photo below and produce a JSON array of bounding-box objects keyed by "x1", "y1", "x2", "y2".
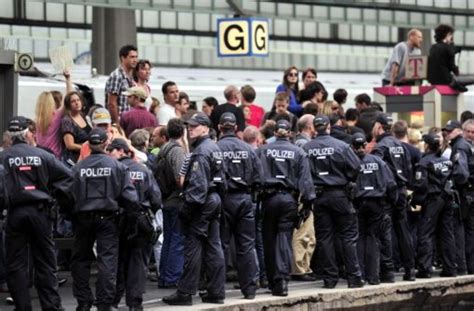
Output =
[
  {"x1": 97, "y1": 305, "x2": 112, "y2": 311},
  {"x1": 272, "y1": 279, "x2": 288, "y2": 297},
  {"x1": 129, "y1": 306, "x2": 144, "y2": 311},
  {"x1": 403, "y1": 268, "x2": 416, "y2": 281},
  {"x1": 162, "y1": 291, "x2": 192, "y2": 306},
  {"x1": 76, "y1": 303, "x2": 92, "y2": 311},
  {"x1": 201, "y1": 293, "x2": 225, "y2": 304},
  {"x1": 348, "y1": 278, "x2": 365, "y2": 288}
]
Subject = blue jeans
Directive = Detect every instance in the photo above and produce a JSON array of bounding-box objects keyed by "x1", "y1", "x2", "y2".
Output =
[{"x1": 159, "y1": 198, "x2": 184, "y2": 285}]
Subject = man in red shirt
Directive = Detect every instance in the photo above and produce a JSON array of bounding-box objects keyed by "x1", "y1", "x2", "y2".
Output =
[
  {"x1": 240, "y1": 85, "x2": 265, "y2": 128},
  {"x1": 120, "y1": 86, "x2": 158, "y2": 137}
]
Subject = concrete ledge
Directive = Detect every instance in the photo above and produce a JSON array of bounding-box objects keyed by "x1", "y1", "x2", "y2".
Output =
[{"x1": 148, "y1": 275, "x2": 474, "y2": 311}]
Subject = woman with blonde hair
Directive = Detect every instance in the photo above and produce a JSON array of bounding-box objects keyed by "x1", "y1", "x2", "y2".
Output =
[
  {"x1": 320, "y1": 100, "x2": 336, "y2": 116},
  {"x1": 35, "y1": 91, "x2": 64, "y2": 158}
]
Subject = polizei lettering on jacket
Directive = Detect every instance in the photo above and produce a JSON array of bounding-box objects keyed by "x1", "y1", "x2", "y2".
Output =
[
  {"x1": 360, "y1": 162, "x2": 379, "y2": 172},
  {"x1": 80, "y1": 167, "x2": 112, "y2": 178},
  {"x1": 433, "y1": 160, "x2": 452, "y2": 172},
  {"x1": 389, "y1": 146, "x2": 404, "y2": 156},
  {"x1": 307, "y1": 147, "x2": 335, "y2": 157},
  {"x1": 130, "y1": 171, "x2": 145, "y2": 181},
  {"x1": 266, "y1": 149, "x2": 295, "y2": 159},
  {"x1": 8, "y1": 156, "x2": 42, "y2": 167},
  {"x1": 222, "y1": 151, "x2": 249, "y2": 160}
]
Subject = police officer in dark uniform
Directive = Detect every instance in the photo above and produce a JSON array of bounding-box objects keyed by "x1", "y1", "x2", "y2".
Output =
[
  {"x1": 351, "y1": 133, "x2": 397, "y2": 285},
  {"x1": 70, "y1": 128, "x2": 141, "y2": 311},
  {"x1": 371, "y1": 113, "x2": 416, "y2": 281},
  {"x1": 412, "y1": 133, "x2": 457, "y2": 277},
  {"x1": 257, "y1": 119, "x2": 315, "y2": 296},
  {"x1": 444, "y1": 119, "x2": 474, "y2": 274},
  {"x1": 107, "y1": 138, "x2": 162, "y2": 310},
  {"x1": 2, "y1": 116, "x2": 72, "y2": 311},
  {"x1": 304, "y1": 115, "x2": 363, "y2": 288},
  {"x1": 163, "y1": 112, "x2": 226, "y2": 306},
  {"x1": 216, "y1": 112, "x2": 263, "y2": 299}
]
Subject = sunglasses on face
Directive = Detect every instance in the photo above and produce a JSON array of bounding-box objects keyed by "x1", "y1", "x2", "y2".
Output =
[{"x1": 287, "y1": 72, "x2": 298, "y2": 77}]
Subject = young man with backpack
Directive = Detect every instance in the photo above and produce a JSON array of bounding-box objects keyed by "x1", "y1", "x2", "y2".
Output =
[{"x1": 154, "y1": 118, "x2": 186, "y2": 288}]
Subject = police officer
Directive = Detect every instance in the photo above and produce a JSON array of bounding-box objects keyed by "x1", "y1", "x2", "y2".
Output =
[
  {"x1": 107, "y1": 138, "x2": 162, "y2": 310},
  {"x1": 304, "y1": 115, "x2": 363, "y2": 288},
  {"x1": 216, "y1": 112, "x2": 263, "y2": 299},
  {"x1": 412, "y1": 133, "x2": 457, "y2": 278},
  {"x1": 70, "y1": 128, "x2": 141, "y2": 311},
  {"x1": 444, "y1": 119, "x2": 474, "y2": 274},
  {"x1": 371, "y1": 113, "x2": 416, "y2": 281},
  {"x1": 351, "y1": 133, "x2": 397, "y2": 285},
  {"x1": 2, "y1": 116, "x2": 72, "y2": 311},
  {"x1": 257, "y1": 119, "x2": 315, "y2": 296},
  {"x1": 163, "y1": 112, "x2": 226, "y2": 306}
]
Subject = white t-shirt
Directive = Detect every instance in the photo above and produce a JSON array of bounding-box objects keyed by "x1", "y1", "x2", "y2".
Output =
[
  {"x1": 381, "y1": 41, "x2": 421, "y2": 82},
  {"x1": 158, "y1": 102, "x2": 177, "y2": 126}
]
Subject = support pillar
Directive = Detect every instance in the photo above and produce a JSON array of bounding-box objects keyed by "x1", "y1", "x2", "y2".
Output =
[
  {"x1": 0, "y1": 50, "x2": 18, "y2": 134},
  {"x1": 91, "y1": 7, "x2": 137, "y2": 75}
]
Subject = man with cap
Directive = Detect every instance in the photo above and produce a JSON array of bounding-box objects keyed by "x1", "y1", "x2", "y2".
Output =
[
  {"x1": 411, "y1": 132, "x2": 457, "y2": 278},
  {"x1": 107, "y1": 138, "x2": 162, "y2": 310},
  {"x1": 216, "y1": 112, "x2": 263, "y2": 299},
  {"x1": 256, "y1": 119, "x2": 315, "y2": 296},
  {"x1": 371, "y1": 113, "x2": 416, "y2": 281},
  {"x1": 2, "y1": 116, "x2": 72, "y2": 311},
  {"x1": 120, "y1": 86, "x2": 158, "y2": 137},
  {"x1": 70, "y1": 127, "x2": 141, "y2": 311},
  {"x1": 163, "y1": 112, "x2": 226, "y2": 306},
  {"x1": 304, "y1": 115, "x2": 363, "y2": 289},
  {"x1": 351, "y1": 133, "x2": 397, "y2": 284},
  {"x1": 444, "y1": 119, "x2": 474, "y2": 274}
]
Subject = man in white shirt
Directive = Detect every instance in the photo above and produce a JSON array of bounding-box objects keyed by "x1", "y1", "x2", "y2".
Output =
[
  {"x1": 381, "y1": 29, "x2": 423, "y2": 86},
  {"x1": 158, "y1": 81, "x2": 180, "y2": 126}
]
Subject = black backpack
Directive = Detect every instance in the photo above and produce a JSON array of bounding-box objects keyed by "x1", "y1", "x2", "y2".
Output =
[{"x1": 153, "y1": 142, "x2": 180, "y2": 199}]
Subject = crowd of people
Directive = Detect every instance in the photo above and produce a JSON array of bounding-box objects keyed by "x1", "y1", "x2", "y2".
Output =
[{"x1": 0, "y1": 22, "x2": 474, "y2": 310}]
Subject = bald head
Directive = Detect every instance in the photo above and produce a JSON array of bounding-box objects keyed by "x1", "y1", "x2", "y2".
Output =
[
  {"x1": 224, "y1": 85, "x2": 240, "y2": 105},
  {"x1": 407, "y1": 28, "x2": 423, "y2": 48}
]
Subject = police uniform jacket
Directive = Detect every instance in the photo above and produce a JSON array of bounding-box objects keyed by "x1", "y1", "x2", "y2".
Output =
[
  {"x1": 450, "y1": 135, "x2": 474, "y2": 188},
  {"x1": 217, "y1": 133, "x2": 263, "y2": 192},
  {"x1": 2, "y1": 141, "x2": 72, "y2": 207},
  {"x1": 257, "y1": 137, "x2": 315, "y2": 203},
  {"x1": 372, "y1": 133, "x2": 412, "y2": 187},
  {"x1": 71, "y1": 151, "x2": 138, "y2": 213},
  {"x1": 119, "y1": 157, "x2": 162, "y2": 213},
  {"x1": 0, "y1": 164, "x2": 5, "y2": 212},
  {"x1": 355, "y1": 153, "x2": 397, "y2": 201},
  {"x1": 412, "y1": 152, "x2": 453, "y2": 204},
  {"x1": 303, "y1": 133, "x2": 361, "y2": 187},
  {"x1": 183, "y1": 135, "x2": 226, "y2": 206}
]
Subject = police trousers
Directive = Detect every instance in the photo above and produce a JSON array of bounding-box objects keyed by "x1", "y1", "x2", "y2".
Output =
[
  {"x1": 6, "y1": 205, "x2": 62, "y2": 311},
  {"x1": 462, "y1": 189, "x2": 474, "y2": 274},
  {"x1": 387, "y1": 187, "x2": 415, "y2": 271},
  {"x1": 114, "y1": 235, "x2": 151, "y2": 307},
  {"x1": 417, "y1": 195, "x2": 456, "y2": 275},
  {"x1": 292, "y1": 210, "x2": 316, "y2": 275},
  {"x1": 262, "y1": 191, "x2": 297, "y2": 288},
  {"x1": 71, "y1": 212, "x2": 119, "y2": 307},
  {"x1": 314, "y1": 190, "x2": 362, "y2": 285},
  {"x1": 177, "y1": 192, "x2": 225, "y2": 298},
  {"x1": 355, "y1": 198, "x2": 384, "y2": 283},
  {"x1": 221, "y1": 191, "x2": 257, "y2": 296}
]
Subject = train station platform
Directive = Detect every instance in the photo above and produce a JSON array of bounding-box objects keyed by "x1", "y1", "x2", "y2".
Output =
[{"x1": 2, "y1": 271, "x2": 474, "y2": 310}]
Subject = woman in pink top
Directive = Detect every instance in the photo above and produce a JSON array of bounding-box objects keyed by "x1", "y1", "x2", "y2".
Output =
[
  {"x1": 35, "y1": 92, "x2": 64, "y2": 158},
  {"x1": 35, "y1": 71, "x2": 73, "y2": 158}
]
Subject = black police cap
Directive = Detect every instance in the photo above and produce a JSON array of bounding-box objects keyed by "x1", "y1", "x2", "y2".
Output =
[
  {"x1": 219, "y1": 112, "x2": 237, "y2": 127},
  {"x1": 442, "y1": 119, "x2": 462, "y2": 132},
  {"x1": 375, "y1": 113, "x2": 394, "y2": 127},
  {"x1": 185, "y1": 112, "x2": 212, "y2": 127},
  {"x1": 422, "y1": 133, "x2": 441, "y2": 146},
  {"x1": 351, "y1": 132, "x2": 367, "y2": 146},
  {"x1": 276, "y1": 119, "x2": 291, "y2": 131},
  {"x1": 8, "y1": 116, "x2": 29, "y2": 132},
  {"x1": 313, "y1": 115, "x2": 330, "y2": 127},
  {"x1": 88, "y1": 127, "x2": 108, "y2": 145},
  {"x1": 108, "y1": 138, "x2": 130, "y2": 153}
]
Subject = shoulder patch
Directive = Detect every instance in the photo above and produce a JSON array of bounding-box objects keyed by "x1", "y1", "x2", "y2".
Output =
[
  {"x1": 192, "y1": 161, "x2": 199, "y2": 172},
  {"x1": 454, "y1": 153, "x2": 460, "y2": 162}
]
